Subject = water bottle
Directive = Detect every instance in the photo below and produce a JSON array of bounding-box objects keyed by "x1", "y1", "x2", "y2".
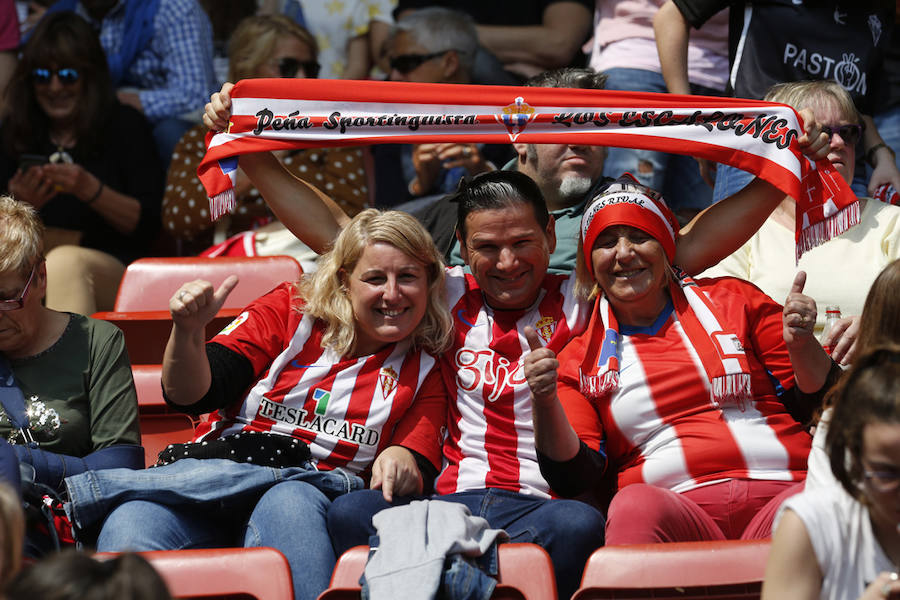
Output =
[{"x1": 820, "y1": 305, "x2": 841, "y2": 354}]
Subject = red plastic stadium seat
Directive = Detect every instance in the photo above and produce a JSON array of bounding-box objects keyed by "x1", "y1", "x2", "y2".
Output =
[
  {"x1": 318, "y1": 543, "x2": 555, "y2": 600},
  {"x1": 113, "y1": 256, "x2": 302, "y2": 312},
  {"x1": 97, "y1": 547, "x2": 294, "y2": 599},
  {"x1": 92, "y1": 309, "x2": 241, "y2": 364},
  {"x1": 571, "y1": 539, "x2": 771, "y2": 600},
  {"x1": 139, "y1": 413, "x2": 196, "y2": 468},
  {"x1": 132, "y1": 364, "x2": 166, "y2": 412}
]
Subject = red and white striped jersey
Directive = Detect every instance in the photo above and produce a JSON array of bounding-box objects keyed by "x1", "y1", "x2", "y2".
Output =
[
  {"x1": 196, "y1": 283, "x2": 446, "y2": 474},
  {"x1": 435, "y1": 267, "x2": 591, "y2": 498},
  {"x1": 558, "y1": 277, "x2": 812, "y2": 493}
]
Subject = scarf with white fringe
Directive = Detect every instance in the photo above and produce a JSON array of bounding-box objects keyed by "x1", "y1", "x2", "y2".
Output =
[{"x1": 198, "y1": 78, "x2": 859, "y2": 260}]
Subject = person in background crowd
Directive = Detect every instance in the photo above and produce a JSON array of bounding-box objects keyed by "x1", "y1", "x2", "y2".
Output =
[
  {"x1": 654, "y1": 0, "x2": 900, "y2": 201},
  {"x1": 589, "y1": 0, "x2": 728, "y2": 224},
  {"x1": 372, "y1": 7, "x2": 511, "y2": 210},
  {"x1": 5, "y1": 551, "x2": 173, "y2": 600},
  {"x1": 762, "y1": 345, "x2": 900, "y2": 600},
  {"x1": 702, "y1": 80, "x2": 900, "y2": 366},
  {"x1": 162, "y1": 14, "x2": 370, "y2": 259},
  {"x1": 36, "y1": 0, "x2": 218, "y2": 166},
  {"x1": 258, "y1": 0, "x2": 395, "y2": 80},
  {"x1": 0, "y1": 12, "x2": 163, "y2": 316},
  {"x1": 394, "y1": 0, "x2": 593, "y2": 83},
  {"x1": 524, "y1": 174, "x2": 837, "y2": 545},
  {"x1": 91, "y1": 207, "x2": 452, "y2": 600}
]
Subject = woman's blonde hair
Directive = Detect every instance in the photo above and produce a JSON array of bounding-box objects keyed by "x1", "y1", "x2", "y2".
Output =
[
  {"x1": 227, "y1": 14, "x2": 318, "y2": 82},
  {"x1": 299, "y1": 209, "x2": 452, "y2": 357},
  {"x1": 764, "y1": 79, "x2": 860, "y2": 125},
  {"x1": 0, "y1": 195, "x2": 44, "y2": 277}
]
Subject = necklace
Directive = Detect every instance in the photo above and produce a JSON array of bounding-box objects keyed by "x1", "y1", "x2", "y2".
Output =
[{"x1": 48, "y1": 133, "x2": 74, "y2": 164}]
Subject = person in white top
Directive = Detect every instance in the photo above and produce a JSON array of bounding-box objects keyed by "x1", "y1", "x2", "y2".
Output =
[{"x1": 763, "y1": 345, "x2": 900, "y2": 600}]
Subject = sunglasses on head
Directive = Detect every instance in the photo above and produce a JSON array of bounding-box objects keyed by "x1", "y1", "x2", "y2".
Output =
[
  {"x1": 277, "y1": 57, "x2": 320, "y2": 79},
  {"x1": 32, "y1": 67, "x2": 80, "y2": 86},
  {"x1": 821, "y1": 123, "x2": 862, "y2": 146},
  {"x1": 389, "y1": 50, "x2": 451, "y2": 75}
]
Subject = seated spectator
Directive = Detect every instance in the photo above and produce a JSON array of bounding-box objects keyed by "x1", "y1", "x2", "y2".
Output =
[
  {"x1": 0, "y1": 12, "x2": 164, "y2": 315},
  {"x1": 654, "y1": 0, "x2": 899, "y2": 201},
  {"x1": 372, "y1": 7, "x2": 512, "y2": 210},
  {"x1": 163, "y1": 13, "x2": 370, "y2": 258},
  {"x1": 590, "y1": 0, "x2": 728, "y2": 224},
  {"x1": 38, "y1": 0, "x2": 218, "y2": 165},
  {"x1": 702, "y1": 80, "x2": 900, "y2": 365},
  {"x1": 89, "y1": 207, "x2": 452, "y2": 600},
  {"x1": 5, "y1": 551, "x2": 172, "y2": 600},
  {"x1": 257, "y1": 0, "x2": 395, "y2": 80},
  {"x1": 394, "y1": 0, "x2": 593, "y2": 83},
  {"x1": 0, "y1": 195, "x2": 142, "y2": 553},
  {"x1": 523, "y1": 174, "x2": 838, "y2": 545},
  {"x1": 762, "y1": 345, "x2": 900, "y2": 600}
]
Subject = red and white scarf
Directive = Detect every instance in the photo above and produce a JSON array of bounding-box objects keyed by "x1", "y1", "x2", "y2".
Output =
[
  {"x1": 580, "y1": 279, "x2": 754, "y2": 411},
  {"x1": 578, "y1": 176, "x2": 753, "y2": 409},
  {"x1": 198, "y1": 78, "x2": 858, "y2": 260}
]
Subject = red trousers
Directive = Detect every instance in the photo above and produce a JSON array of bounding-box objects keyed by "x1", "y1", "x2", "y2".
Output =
[{"x1": 605, "y1": 479, "x2": 804, "y2": 545}]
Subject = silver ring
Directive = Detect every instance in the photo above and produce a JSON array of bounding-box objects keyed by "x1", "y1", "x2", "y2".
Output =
[
  {"x1": 462, "y1": 146, "x2": 472, "y2": 158},
  {"x1": 178, "y1": 291, "x2": 188, "y2": 301}
]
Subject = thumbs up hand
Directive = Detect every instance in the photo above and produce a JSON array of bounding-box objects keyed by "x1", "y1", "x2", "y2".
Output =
[
  {"x1": 170, "y1": 276, "x2": 240, "y2": 333},
  {"x1": 523, "y1": 326, "x2": 560, "y2": 406},
  {"x1": 783, "y1": 271, "x2": 818, "y2": 348}
]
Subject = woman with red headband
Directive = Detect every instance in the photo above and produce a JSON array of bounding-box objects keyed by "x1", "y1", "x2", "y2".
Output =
[{"x1": 523, "y1": 174, "x2": 839, "y2": 544}]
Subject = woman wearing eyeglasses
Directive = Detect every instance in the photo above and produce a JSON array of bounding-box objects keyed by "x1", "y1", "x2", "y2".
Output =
[
  {"x1": 0, "y1": 194, "x2": 141, "y2": 552},
  {"x1": 702, "y1": 80, "x2": 900, "y2": 366},
  {"x1": 762, "y1": 345, "x2": 900, "y2": 600},
  {"x1": 162, "y1": 14, "x2": 370, "y2": 258},
  {"x1": 0, "y1": 12, "x2": 164, "y2": 316}
]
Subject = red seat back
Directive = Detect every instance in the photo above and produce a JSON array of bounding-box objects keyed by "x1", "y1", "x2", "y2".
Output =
[
  {"x1": 114, "y1": 256, "x2": 301, "y2": 312},
  {"x1": 318, "y1": 543, "x2": 555, "y2": 600},
  {"x1": 97, "y1": 547, "x2": 294, "y2": 599},
  {"x1": 572, "y1": 540, "x2": 771, "y2": 600},
  {"x1": 138, "y1": 413, "x2": 196, "y2": 468}
]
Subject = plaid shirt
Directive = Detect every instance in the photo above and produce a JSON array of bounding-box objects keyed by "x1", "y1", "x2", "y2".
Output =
[{"x1": 76, "y1": 0, "x2": 216, "y2": 121}]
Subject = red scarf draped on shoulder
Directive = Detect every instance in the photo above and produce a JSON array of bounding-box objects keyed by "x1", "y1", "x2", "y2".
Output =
[{"x1": 198, "y1": 78, "x2": 858, "y2": 260}]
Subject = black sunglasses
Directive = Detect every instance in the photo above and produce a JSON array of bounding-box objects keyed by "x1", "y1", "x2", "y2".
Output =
[
  {"x1": 277, "y1": 57, "x2": 320, "y2": 79},
  {"x1": 821, "y1": 123, "x2": 862, "y2": 146},
  {"x1": 389, "y1": 50, "x2": 451, "y2": 75},
  {"x1": 32, "y1": 67, "x2": 80, "y2": 85}
]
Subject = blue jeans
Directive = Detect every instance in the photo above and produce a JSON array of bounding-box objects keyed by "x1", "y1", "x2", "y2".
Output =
[
  {"x1": 328, "y1": 488, "x2": 605, "y2": 600},
  {"x1": 66, "y1": 459, "x2": 364, "y2": 600},
  {"x1": 601, "y1": 68, "x2": 720, "y2": 212}
]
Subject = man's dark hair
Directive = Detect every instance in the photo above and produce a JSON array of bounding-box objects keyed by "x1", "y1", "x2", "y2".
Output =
[
  {"x1": 451, "y1": 170, "x2": 550, "y2": 240},
  {"x1": 525, "y1": 67, "x2": 607, "y2": 90}
]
